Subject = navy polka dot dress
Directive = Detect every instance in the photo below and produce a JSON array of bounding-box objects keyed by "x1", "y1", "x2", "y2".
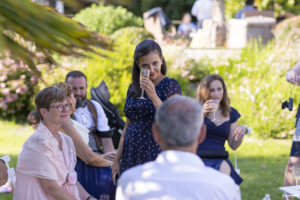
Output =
[{"x1": 120, "y1": 77, "x2": 182, "y2": 173}]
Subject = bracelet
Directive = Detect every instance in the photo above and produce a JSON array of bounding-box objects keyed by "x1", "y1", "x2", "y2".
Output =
[{"x1": 86, "y1": 195, "x2": 93, "y2": 200}]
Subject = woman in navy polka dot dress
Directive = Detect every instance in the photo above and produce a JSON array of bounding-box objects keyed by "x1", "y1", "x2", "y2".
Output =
[{"x1": 112, "y1": 40, "x2": 182, "y2": 176}]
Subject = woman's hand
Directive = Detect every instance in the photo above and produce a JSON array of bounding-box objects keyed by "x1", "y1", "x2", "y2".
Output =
[
  {"x1": 228, "y1": 123, "x2": 246, "y2": 150},
  {"x1": 102, "y1": 151, "x2": 116, "y2": 162},
  {"x1": 233, "y1": 125, "x2": 246, "y2": 142},
  {"x1": 286, "y1": 70, "x2": 298, "y2": 85},
  {"x1": 112, "y1": 159, "x2": 120, "y2": 178},
  {"x1": 202, "y1": 100, "x2": 218, "y2": 114},
  {"x1": 140, "y1": 77, "x2": 156, "y2": 100}
]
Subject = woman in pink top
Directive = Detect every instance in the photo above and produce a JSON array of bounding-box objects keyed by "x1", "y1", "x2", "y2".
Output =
[{"x1": 14, "y1": 86, "x2": 96, "y2": 200}]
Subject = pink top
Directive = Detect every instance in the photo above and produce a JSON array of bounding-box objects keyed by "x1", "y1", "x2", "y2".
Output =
[{"x1": 13, "y1": 123, "x2": 80, "y2": 200}]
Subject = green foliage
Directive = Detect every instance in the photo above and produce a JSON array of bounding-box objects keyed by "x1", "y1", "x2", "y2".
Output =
[
  {"x1": 0, "y1": 0, "x2": 111, "y2": 77},
  {"x1": 82, "y1": 27, "x2": 152, "y2": 116},
  {"x1": 141, "y1": 0, "x2": 195, "y2": 20},
  {"x1": 226, "y1": 0, "x2": 300, "y2": 18},
  {"x1": 183, "y1": 39, "x2": 299, "y2": 138},
  {"x1": 73, "y1": 3, "x2": 143, "y2": 35}
]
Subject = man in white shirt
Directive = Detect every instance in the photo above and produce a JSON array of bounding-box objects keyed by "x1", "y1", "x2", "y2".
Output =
[
  {"x1": 191, "y1": 0, "x2": 213, "y2": 29},
  {"x1": 66, "y1": 71, "x2": 115, "y2": 153},
  {"x1": 117, "y1": 96, "x2": 241, "y2": 200}
]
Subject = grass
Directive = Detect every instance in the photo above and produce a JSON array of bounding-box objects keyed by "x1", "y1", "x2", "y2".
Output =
[{"x1": 0, "y1": 120, "x2": 292, "y2": 200}]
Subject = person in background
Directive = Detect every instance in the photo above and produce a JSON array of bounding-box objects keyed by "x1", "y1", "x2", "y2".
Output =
[
  {"x1": 14, "y1": 86, "x2": 96, "y2": 200},
  {"x1": 177, "y1": 13, "x2": 197, "y2": 38},
  {"x1": 27, "y1": 110, "x2": 40, "y2": 130},
  {"x1": 66, "y1": 71, "x2": 116, "y2": 199},
  {"x1": 191, "y1": 0, "x2": 213, "y2": 29},
  {"x1": 112, "y1": 39, "x2": 182, "y2": 177},
  {"x1": 117, "y1": 96, "x2": 241, "y2": 200},
  {"x1": 235, "y1": 0, "x2": 256, "y2": 19},
  {"x1": 66, "y1": 71, "x2": 115, "y2": 154},
  {"x1": 284, "y1": 61, "x2": 300, "y2": 186},
  {"x1": 196, "y1": 74, "x2": 246, "y2": 185},
  {"x1": 53, "y1": 82, "x2": 115, "y2": 200}
]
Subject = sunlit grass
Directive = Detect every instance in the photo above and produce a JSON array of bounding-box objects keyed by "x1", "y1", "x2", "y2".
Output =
[
  {"x1": 0, "y1": 120, "x2": 32, "y2": 200},
  {"x1": 0, "y1": 122, "x2": 292, "y2": 200}
]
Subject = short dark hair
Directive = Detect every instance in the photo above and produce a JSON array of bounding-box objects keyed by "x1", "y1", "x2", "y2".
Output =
[
  {"x1": 27, "y1": 110, "x2": 41, "y2": 125},
  {"x1": 129, "y1": 40, "x2": 167, "y2": 98},
  {"x1": 35, "y1": 87, "x2": 67, "y2": 120},
  {"x1": 65, "y1": 71, "x2": 87, "y2": 82},
  {"x1": 246, "y1": 0, "x2": 254, "y2": 5}
]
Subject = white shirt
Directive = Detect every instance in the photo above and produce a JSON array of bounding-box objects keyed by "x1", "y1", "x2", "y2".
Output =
[
  {"x1": 70, "y1": 119, "x2": 90, "y2": 146},
  {"x1": 117, "y1": 150, "x2": 241, "y2": 200},
  {"x1": 73, "y1": 100, "x2": 110, "y2": 132},
  {"x1": 191, "y1": 0, "x2": 213, "y2": 21}
]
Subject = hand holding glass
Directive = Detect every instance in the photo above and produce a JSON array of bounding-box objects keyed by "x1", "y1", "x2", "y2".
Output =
[
  {"x1": 138, "y1": 68, "x2": 150, "y2": 99},
  {"x1": 211, "y1": 99, "x2": 219, "y2": 122}
]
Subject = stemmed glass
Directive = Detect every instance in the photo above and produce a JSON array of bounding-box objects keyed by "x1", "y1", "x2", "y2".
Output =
[
  {"x1": 138, "y1": 68, "x2": 150, "y2": 100},
  {"x1": 293, "y1": 166, "x2": 300, "y2": 186},
  {"x1": 211, "y1": 99, "x2": 219, "y2": 122}
]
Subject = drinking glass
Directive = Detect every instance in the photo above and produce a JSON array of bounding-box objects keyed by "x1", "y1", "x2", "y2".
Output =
[
  {"x1": 138, "y1": 68, "x2": 150, "y2": 99},
  {"x1": 211, "y1": 99, "x2": 219, "y2": 122},
  {"x1": 293, "y1": 166, "x2": 300, "y2": 185}
]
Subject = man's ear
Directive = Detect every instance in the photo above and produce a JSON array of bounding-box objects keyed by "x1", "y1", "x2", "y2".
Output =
[
  {"x1": 198, "y1": 124, "x2": 207, "y2": 144},
  {"x1": 152, "y1": 123, "x2": 161, "y2": 145}
]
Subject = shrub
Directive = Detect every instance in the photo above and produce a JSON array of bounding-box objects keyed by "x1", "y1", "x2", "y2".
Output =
[
  {"x1": 73, "y1": 3, "x2": 143, "y2": 35},
  {"x1": 182, "y1": 40, "x2": 298, "y2": 138},
  {"x1": 82, "y1": 27, "x2": 152, "y2": 116},
  {"x1": 0, "y1": 54, "x2": 38, "y2": 121}
]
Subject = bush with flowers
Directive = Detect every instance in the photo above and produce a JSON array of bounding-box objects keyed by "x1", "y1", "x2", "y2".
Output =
[{"x1": 0, "y1": 54, "x2": 38, "y2": 121}]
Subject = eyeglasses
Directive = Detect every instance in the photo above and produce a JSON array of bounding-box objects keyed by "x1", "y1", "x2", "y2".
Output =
[{"x1": 49, "y1": 103, "x2": 70, "y2": 112}]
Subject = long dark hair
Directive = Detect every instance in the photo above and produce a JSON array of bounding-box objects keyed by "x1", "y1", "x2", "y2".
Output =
[
  {"x1": 196, "y1": 74, "x2": 231, "y2": 117},
  {"x1": 129, "y1": 40, "x2": 167, "y2": 98}
]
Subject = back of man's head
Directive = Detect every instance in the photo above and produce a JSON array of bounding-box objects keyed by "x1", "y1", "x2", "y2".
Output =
[
  {"x1": 155, "y1": 96, "x2": 203, "y2": 148},
  {"x1": 65, "y1": 71, "x2": 87, "y2": 82}
]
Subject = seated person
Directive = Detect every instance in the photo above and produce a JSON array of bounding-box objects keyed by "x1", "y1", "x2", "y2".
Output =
[
  {"x1": 235, "y1": 0, "x2": 256, "y2": 19},
  {"x1": 196, "y1": 74, "x2": 246, "y2": 185},
  {"x1": 177, "y1": 13, "x2": 197, "y2": 37},
  {"x1": 14, "y1": 86, "x2": 96, "y2": 200},
  {"x1": 53, "y1": 82, "x2": 116, "y2": 200},
  {"x1": 27, "y1": 110, "x2": 40, "y2": 130}
]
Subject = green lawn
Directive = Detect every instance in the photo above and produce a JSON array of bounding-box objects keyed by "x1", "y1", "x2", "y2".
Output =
[{"x1": 0, "y1": 120, "x2": 292, "y2": 200}]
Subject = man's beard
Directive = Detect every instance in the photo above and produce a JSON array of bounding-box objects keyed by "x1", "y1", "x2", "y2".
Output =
[{"x1": 75, "y1": 95, "x2": 87, "y2": 108}]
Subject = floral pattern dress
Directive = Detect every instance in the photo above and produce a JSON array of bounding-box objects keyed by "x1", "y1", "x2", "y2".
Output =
[{"x1": 120, "y1": 77, "x2": 182, "y2": 173}]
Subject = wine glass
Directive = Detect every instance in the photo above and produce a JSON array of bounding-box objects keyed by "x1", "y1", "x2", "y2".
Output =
[
  {"x1": 211, "y1": 99, "x2": 219, "y2": 122},
  {"x1": 293, "y1": 166, "x2": 300, "y2": 186},
  {"x1": 138, "y1": 68, "x2": 150, "y2": 100}
]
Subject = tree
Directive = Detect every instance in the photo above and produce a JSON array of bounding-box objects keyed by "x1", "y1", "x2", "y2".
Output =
[{"x1": 0, "y1": 0, "x2": 111, "y2": 77}]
